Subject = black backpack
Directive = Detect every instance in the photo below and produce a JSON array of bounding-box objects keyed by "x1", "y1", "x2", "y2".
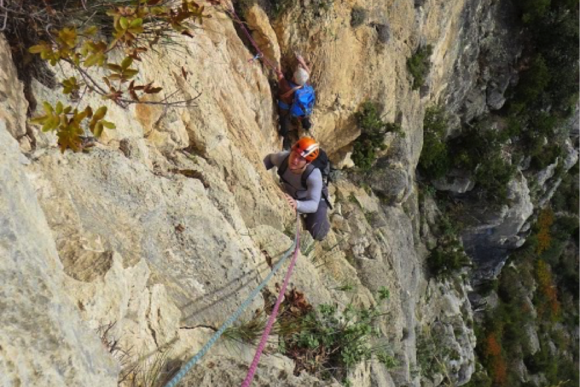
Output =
[{"x1": 277, "y1": 149, "x2": 333, "y2": 209}]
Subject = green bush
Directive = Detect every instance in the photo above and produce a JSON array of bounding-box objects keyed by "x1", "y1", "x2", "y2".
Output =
[
  {"x1": 509, "y1": 0, "x2": 578, "y2": 116},
  {"x1": 474, "y1": 150, "x2": 517, "y2": 204},
  {"x1": 263, "y1": 0, "x2": 294, "y2": 19},
  {"x1": 407, "y1": 45, "x2": 433, "y2": 90},
  {"x1": 283, "y1": 289, "x2": 391, "y2": 381},
  {"x1": 350, "y1": 6, "x2": 367, "y2": 28},
  {"x1": 351, "y1": 101, "x2": 402, "y2": 170},
  {"x1": 516, "y1": 0, "x2": 551, "y2": 23},
  {"x1": 428, "y1": 238, "x2": 470, "y2": 278},
  {"x1": 418, "y1": 107, "x2": 450, "y2": 179},
  {"x1": 445, "y1": 122, "x2": 517, "y2": 205},
  {"x1": 463, "y1": 362, "x2": 493, "y2": 387},
  {"x1": 509, "y1": 55, "x2": 551, "y2": 115},
  {"x1": 428, "y1": 215, "x2": 470, "y2": 278},
  {"x1": 551, "y1": 161, "x2": 579, "y2": 214},
  {"x1": 531, "y1": 143, "x2": 562, "y2": 170}
]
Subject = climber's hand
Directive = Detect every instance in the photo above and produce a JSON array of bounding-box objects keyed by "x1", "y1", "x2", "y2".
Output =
[{"x1": 284, "y1": 194, "x2": 297, "y2": 212}]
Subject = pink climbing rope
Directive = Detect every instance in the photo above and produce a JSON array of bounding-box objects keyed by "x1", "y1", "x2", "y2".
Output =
[
  {"x1": 228, "y1": 7, "x2": 279, "y2": 71},
  {"x1": 240, "y1": 214, "x2": 301, "y2": 387}
]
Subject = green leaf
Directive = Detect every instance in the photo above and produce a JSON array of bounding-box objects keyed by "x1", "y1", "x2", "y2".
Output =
[
  {"x1": 42, "y1": 102, "x2": 54, "y2": 114},
  {"x1": 121, "y1": 56, "x2": 133, "y2": 70},
  {"x1": 119, "y1": 17, "x2": 130, "y2": 30},
  {"x1": 93, "y1": 122, "x2": 104, "y2": 137},
  {"x1": 84, "y1": 52, "x2": 106, "y2": 67},
  {"x1": 57, "y1": 125, "x2": 83, "y2": 153},
  {"x1": 94, "y1": 106, "x2": 108, "y2": 120},
  {"x1": 128, "y1": 25, "x2": 145, "y2": 34},
  {"x1": 58, "y1": 27, "x2": 78, "y2": 48},
  {"x1": 129, "y1": 18, "x2": 143, "y2": 28},
  {"x1": 123, "y1": 69, "x2": 139, "y2": 78},
  {"x1": 56, "y1": 101, "x2": 64, "y2": 114},
  {"x1": 107, "y1": 63, "x2": 123, "y2": 72},
  {"x1": 28, "y1": 42, "x2": 49, "y2": 54},
  {"x1": 42, "y1": 121, "x2": 54, "y2": 132},
  {"x1": 83, "y1": 26, "x2": 98, "y2": 35},
  {"x1": 102, "y1": 121, "x2": 116, "y2": 129}
]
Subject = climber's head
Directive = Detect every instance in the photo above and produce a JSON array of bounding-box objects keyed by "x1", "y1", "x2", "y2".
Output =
[
  {"x1": 289, "y1": 137, "x2": 319, "y2": 172},
  {"x1": 293, "y1": 67, "x2": 309, "y2": 86}
]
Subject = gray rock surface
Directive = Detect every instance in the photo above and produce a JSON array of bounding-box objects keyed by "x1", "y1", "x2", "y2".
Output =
[
  {"x1": 463, "y1": 172, "x2": 533, "y2": 279},
  {"x1": 432, "y1": 170, "x2": 475, "y2": 194},
  {"x1": 0, "y1": 122, "x2": 118, "y2": 387}
]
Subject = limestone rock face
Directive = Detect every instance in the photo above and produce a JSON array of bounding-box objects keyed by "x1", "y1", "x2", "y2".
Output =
[
  {"x1": 463, "y1": 172, "x2": 534, "y2": 280},
  {"x1": 245, "y1": 4, "x2": 282, "y2": 67},
  {"x1": 0, "y1": 36, "x2": 28, "y2": 139},
  {"x1": 432, "y1": 170, "x2": 475, "y2": 194},
  {"x1": 0, "y1": 122, "x2": 118, "y2": 387}
]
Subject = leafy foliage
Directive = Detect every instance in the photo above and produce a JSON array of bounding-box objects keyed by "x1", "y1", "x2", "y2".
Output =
[
  {"x1": 427, "y1": 214, "x2": 471, "y2": 278},
  {"x1": 419, "y1": 109, "x2": 518, "y2": 205},
  {"x1": 407, "y1": 45, "x2": 433, "y2": 90},
  {"x1": 535, "y1": 259, "x2": 561, "y2": 320},
  {"x1": 535, "y1": 209, "x2": 555, "y2": 255},
  {"x1": 283, "y1": 288, "x2": 391, "y2": 381},
  {"x1": 351, "y1": 101, "x2": 402, "y2": 170},
  {"x1": 5, "y1": 0, "x2": 209, "y2": 152},
  {"x1": 416, "y1": 324, "x2": 464, "y2": 382},
  {"x1": 418, "y1": 107, "x2": 450, "y2": 179},
  {"x1": 509, "y1": 0, "x2": 579, "y2": 117},
  {"x1": 30, "y1": 102, "x2": 115, "y2": 152},
  {"x1": 227, "y1": 288, "x2": 394, "y2": 382},
  {"x1": 510, "y1": 55, "x2": 551, "y2": 112}
]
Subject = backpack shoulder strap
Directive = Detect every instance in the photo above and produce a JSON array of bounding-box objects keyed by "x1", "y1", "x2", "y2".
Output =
[
  {"x1": 277, "y1": 155, "x2": 290, "y2": 180},
  {"x1": 301, "y1": 164, "x2": 316, "y2": 189}
]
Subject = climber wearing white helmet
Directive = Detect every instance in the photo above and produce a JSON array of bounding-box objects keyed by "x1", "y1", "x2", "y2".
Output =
[{"x1": 276, "y1": 53, "x2": 316, "y2": 149}]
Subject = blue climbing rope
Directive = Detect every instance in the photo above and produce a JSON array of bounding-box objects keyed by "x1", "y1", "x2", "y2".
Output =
[{"x1": 164, "y1": 221, "x2": 300, "y2": 387}]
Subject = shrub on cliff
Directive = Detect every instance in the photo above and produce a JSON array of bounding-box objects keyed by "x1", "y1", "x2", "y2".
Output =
[
  {"x1": 516, "y1": 0, "x2": 551, "y2": 24},
  {"x1": 407, "y1": 44, "x2": 433, "y2": 90},
  {"x1": 509, "y1": 55, "x2": 551, "y2": 114},
  {"x1": 427, "y1": 214, "x2": 471, "y2": 278},
  {"x1": 352, "y1": 101, "x2": 402, "y2": 170},
  {"x1": 350, "y1": 6, "x2": 368, "y2": 28},
  {"x1": 226, "y1": 287, "x2": 394, "y2": 385},
  {"x1": 418, "y1": 106, "x2": 450, "y2": 179}
]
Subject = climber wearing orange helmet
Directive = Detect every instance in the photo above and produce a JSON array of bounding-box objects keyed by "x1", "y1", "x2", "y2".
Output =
[{"x1": 263, "y1": 137, "x2": 330, "y2": 241}]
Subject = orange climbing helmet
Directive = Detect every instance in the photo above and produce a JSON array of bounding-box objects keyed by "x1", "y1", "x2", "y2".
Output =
[{"x1": 292, "y1": 137, "x2": 319, "y2": 162}]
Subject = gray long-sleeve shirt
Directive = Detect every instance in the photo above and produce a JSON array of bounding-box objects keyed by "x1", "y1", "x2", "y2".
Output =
[{"x1": 264, "y1": 151, "x2": 323, "y2": 214}]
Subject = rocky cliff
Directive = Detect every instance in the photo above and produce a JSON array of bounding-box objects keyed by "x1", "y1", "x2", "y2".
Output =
[{"x1": 0, "y1": 0, "x2": 574, "y2": 386}]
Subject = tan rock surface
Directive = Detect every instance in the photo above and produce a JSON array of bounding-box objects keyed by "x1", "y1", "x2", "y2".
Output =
[
  {"x1": 0, "y1": 122, "x2": 117, "y2": 387},
  {"x1": 0, "y1": 36, "x2": 28, "y2": 140}
]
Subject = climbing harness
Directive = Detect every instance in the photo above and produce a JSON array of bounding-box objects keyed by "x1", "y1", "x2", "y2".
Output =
[
  {"x1": 227, "y1": 7, "x2": 278, "y2": 71},
  {"x1": 163, "y1": 213, "x2": 300, "y2": 387},
  {"x1": 240, "y1": 217, "x2": 301, "y2": 387}
]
